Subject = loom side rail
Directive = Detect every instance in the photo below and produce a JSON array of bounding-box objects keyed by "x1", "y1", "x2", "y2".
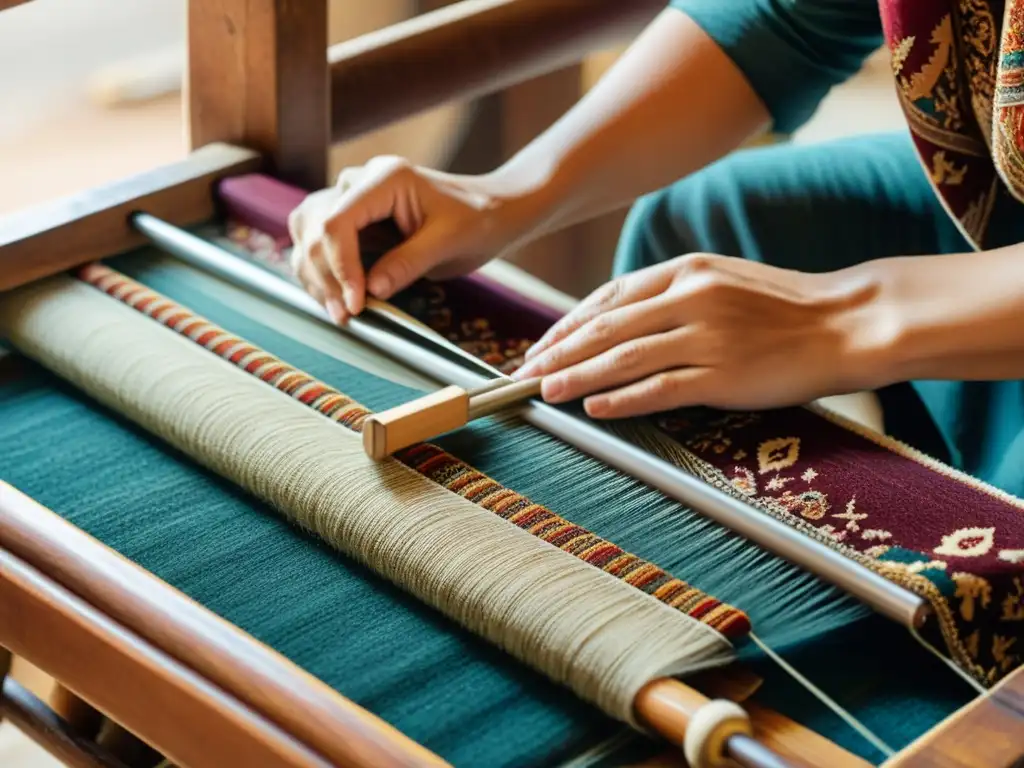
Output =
[
  {"x1": 0, "y1": 482, "x2": 451, "y2": 768},
  {"x1": 878, "y1": 664, "x2": 1024, "y2": 767},
  {"x1": 0, "y1": 548, "x2": 331, "y2": 768}
]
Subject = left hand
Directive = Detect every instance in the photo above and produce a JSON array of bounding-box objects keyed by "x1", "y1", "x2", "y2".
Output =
[{"x1": 513, "y1": 253, "x2": 884, "y2": 418}]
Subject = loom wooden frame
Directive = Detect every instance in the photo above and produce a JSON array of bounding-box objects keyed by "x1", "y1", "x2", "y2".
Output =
[{"x1": 2, "y1": 1, "x2": 1024, "y2": 767}]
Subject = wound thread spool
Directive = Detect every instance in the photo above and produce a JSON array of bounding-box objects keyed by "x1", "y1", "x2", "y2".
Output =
[{"x1": 684, "y1": 699, "x2": 753, "y2": 768}]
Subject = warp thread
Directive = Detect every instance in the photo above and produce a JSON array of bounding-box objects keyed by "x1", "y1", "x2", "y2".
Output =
[
  {"x1": 77, "y1": 261, "x2": 751, "y2": 638},
  {"x1": 0, "y1": 275, "x2": 736, "y2": 727}
]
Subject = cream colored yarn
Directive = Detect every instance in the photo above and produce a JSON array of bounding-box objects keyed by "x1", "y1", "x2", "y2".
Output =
[{"x1": 0, "y1": 275, "x2": 735, "y2": 726}]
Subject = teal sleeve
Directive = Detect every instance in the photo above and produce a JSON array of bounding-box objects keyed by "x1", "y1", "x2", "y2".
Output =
[{"x1": 667, "y1": 0, "x2": 884, "y2": 133}]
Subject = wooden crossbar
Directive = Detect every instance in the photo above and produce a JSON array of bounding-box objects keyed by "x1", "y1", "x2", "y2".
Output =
[
  {"x1": 328, "y1": 0, "x2": 663, "y2": 142},
  {"x1": 0, "y1": 143, "x2": 261, "y2": 292}
]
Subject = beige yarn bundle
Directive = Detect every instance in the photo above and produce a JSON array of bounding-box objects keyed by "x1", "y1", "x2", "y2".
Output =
[{"x1": 0, "y1": 275, "x2": 735, "y2": 726}]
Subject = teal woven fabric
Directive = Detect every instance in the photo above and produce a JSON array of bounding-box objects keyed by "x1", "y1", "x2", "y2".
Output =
[{"x1": 0, "y1": 249, "x2": 976, "y2": 764}]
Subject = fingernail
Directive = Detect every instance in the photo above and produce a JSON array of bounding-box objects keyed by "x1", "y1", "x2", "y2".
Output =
[
  {"x1": 517, "y1": 355, "x2": 547, "y2": 379},
  {"x1": 513, "y1": 363, "x2": 535, "y2": 380},
  {"x1": 584, "y1": 396, "x2": 608, "y2": 417},
  {"x1": 369, "y1": 274, "x2": 392, "y2": 298},
  {"x1": 542, "y1": 376, "x2": 566, "y2": 402},
  {"x1": 326, "y1": 299, "x2": 345, "y2": 325},
  {"x1": 342, "y1": 285, "x2": 358, "y2": 315}
]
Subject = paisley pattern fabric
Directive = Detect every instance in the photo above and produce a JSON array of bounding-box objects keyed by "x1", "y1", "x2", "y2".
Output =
[
  {"x1": 226, "y1": 221, "x2": 1024, "y2": 686},
  {"x1": 879, "y1": 0, "x2": 1024, "y2": 248}
]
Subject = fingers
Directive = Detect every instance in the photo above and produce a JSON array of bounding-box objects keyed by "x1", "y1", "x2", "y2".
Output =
[
  {"x1": 365, "y1": 224, "x2": 451, "y2": 300},
  {"x1": 524, "y1": 264, "x2": 675, "y2": 361},
  {"x1": 537, "y1": 326, "x2": 694, "y2": 404},
  {"x1": 322, "y1": 211, "x2": 365, "y2": 316},
  {"x1": 515, "y1": 295, "x2": 678, "y2": 380},
  {"x1": 290, "y1": 157, "x2": 424, "y2": 322},
  {"x1": 295, "y1": 241, "x2": 348, "y2": 323},
  {"x1": 583, "y1": 367, "x2": 712, "y2": 419}
]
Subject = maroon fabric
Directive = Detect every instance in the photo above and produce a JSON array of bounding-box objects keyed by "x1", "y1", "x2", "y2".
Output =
[
  {"x1": 218, "y1": 173, "x2": 1024, "y2": 686},
  {"x1": 220, "y1": 175, "x2": 305, "y2": 240}
]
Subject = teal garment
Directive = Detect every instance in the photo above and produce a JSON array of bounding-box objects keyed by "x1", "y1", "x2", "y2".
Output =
[
  {"x1": 0, "y1": 248, "x2": 975, "y2": 765},
  {"x1": 613, "y1": 130, "x2": 1024, "y2": 498},
  {"x1": 668, "y1": 0, "x2": 883, "y2": 134}
]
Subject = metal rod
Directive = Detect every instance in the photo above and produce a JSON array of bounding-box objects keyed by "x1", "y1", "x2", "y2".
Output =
[
  {"x1": 131, "y1": 213, "x2": 499, "y2": 381},
  {"x1": 727, "y1": 733, "x2": 796, "y2": 768},
  {"x1": 132, "y1": 214, "x2": 929, "y2": 630}
]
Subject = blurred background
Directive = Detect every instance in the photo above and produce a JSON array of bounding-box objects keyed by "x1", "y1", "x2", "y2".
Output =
[
  {"x1": 0, "y1": 3, "x2": 904, "y2": 765},
  {"x1": 0, "y1": 0, "x2": 904, "y2": 300}
]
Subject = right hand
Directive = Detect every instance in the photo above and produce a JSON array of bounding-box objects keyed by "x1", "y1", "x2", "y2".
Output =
[{"x1": 288, "y1": 155, "x2": 526, "y2": 324}]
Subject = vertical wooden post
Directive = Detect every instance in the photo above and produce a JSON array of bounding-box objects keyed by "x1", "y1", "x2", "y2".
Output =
[
  {"x1": 187, "y1": 0, "x2": 330, "y2": 191},
  {"x1": 50, "y1": 684, "x2": 104, "y2": 740}
]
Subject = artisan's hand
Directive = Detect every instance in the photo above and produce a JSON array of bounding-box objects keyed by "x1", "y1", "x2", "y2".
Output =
[
  {"x1": 514, "y1": 254, "x2": 886, "y2": 418},
  {"x1": 288, "y1": 156, "x2": 531, "y2": 323}
]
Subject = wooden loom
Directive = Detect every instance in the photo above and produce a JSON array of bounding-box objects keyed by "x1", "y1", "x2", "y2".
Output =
[{"x1": 1, "y1": 1, "x2": 1024, "y2": 767}]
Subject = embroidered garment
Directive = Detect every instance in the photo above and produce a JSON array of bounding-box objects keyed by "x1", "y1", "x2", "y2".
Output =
[{"x1": 880, "y1": 0, "x2": 1024, "y2": 248}]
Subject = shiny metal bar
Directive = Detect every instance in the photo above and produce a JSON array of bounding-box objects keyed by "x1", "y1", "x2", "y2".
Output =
[
  {"x1": 132, "y1": 213, "x2": 929, "y2": 630},
  {"x1": 131, "y1": 213, "x2": 499, "y2": 381},
  {"x1": 727, "y1": 734, "x2": 796, "y2": 768}
]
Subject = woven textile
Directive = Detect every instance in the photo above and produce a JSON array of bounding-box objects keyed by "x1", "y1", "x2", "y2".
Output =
[
  {"x1": 225, "y1": 221, "x2": 1024, "y2": 685},
  {"x1": 412, "y1": 279, "x2": 1024, "y2": 686},
  {"x1": 426, "y1": 283, "x2": 1024, "y2": 686},
  {"x1": 879, "y1": 0, "x2": 1024, "y2": 249},
  {"x1": 1, "y1": 244, "x2": 981, "y2": 761},
  {"x1": 77, "y1": 262, "x2": 749, "y2": 639}
]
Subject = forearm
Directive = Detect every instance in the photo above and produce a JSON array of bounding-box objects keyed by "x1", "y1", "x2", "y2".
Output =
[
  {"x1": 488, "y1": 9, "x2": 770, "y2": 242},
  {"x1": 852, "y1": 245, "x2": 1024, "y2": 384}
]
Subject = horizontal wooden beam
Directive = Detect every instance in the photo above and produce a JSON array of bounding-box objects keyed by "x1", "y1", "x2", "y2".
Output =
[
  {"x1": 0, "y1": 550, "x2": 330, "y2": 768},
  {"x1": 330, "y1": 0, "x2": 662, "y2": 142},
  {"x1": 0, "y1": 143, "x2": 262, "y2": 292},
  {"x1": 0, "y1": 482, "x2": 448, "y2": 768}
]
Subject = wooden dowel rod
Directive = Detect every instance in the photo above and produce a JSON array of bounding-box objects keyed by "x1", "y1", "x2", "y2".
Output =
[
  {"x1": 364, "y1": 379, "x2": 543, "y2": 459},
  {"x1": 466, "y1": 377, "x2": 542, "y2": 419},
  {"x1": 465, "y1": 378, "x2": 514, "y2": 398},
  {"x1": 634, "y1": 678, "x2": 711, "y2": 744}
]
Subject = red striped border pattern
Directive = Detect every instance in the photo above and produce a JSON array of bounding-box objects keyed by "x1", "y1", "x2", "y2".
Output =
[{"x1": 76, "y1": 262, "x2": 751, "y2": 638}]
